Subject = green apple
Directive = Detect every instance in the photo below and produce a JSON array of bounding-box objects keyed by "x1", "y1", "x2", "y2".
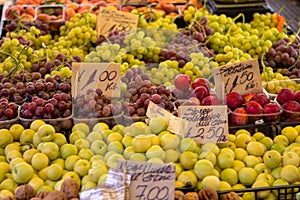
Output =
[
  {"x1": 246, "y1": 141, "x2": 265, "y2": 157},
  {"x1": 38, "y1": 166, "x2": 49, "y2": 181},
  {"x1": 273, "y1": 135, "x2": 289, "y2": 147},
  {"x1": 97, "y1": 174, "x2": 107, "y2": 187},
  {"x1": 132, "y1": 135, "x2": 151, "y2": 153},
  {"x1": 36, "y1": 124, "x2": 56, "y2": 142},
  {"x1": 242, "y1": 192, "x2": 255, "y2": 200},
  {"x1": 52, "y1": 158, "x2": 65, "y2": 170},
  {"x1": 234, "y1": 147, "x2": 248, "y2": 161},
  {"x1": 37, "y1": 185, "x2": 53, "y2": 193},
  {"x1": 4, "y1": 142, "x2": 20, "y2": 156},
  {"x1": 45, "y1": 179, "x2": 57, "y2": 188},
  {"x1": 217, "y1": 152, "x2": 234, "y2": 169},
  {"x1": 47, "y1": 163, "x2": 63, "y2": 181},
  {"x1": 81, "y1": 181, "x2": 97, "y2": 191},
  {"x1": 281, "y1": 126, "x2": 298, "y2": 144},
  {"x1": 72, "y1": 123, "x2": 90, "y2": 136},
  {"x1": 232, "y1": 160, "x2": 245, "y2": 173},
  {"x1": 74, "y1": 138, "x2": 90, "y2": 150},
  {"x1": 107, "y1": 132, "x2": 123, "y2": 143},
  {"x1": 194, "y1": 159, "x2": 214, "y2": 180},
  {"x1": 289, "y1": 146, "x2": 300, "y2": 157},
  {"x1": 200, "y1": 143, "x2": 219, "y2": 155},
  {"x1": 243, "y1": 155, "x2": 260, "y2": 168},
  {"x1": 65, "y1": 155, "x2": 81, "y2": 171},
  {"x1": 282, "y1": 151, "x2": 299, "y2": 166},
  {"x1": 235, "y1": 133, "x2": 253, "y2": 149},
  {"x1": 123, "y1": 146, "x2": 135, "y2": 160},
  {"x1": 106, "y1": 153, "x2": 125, "y2": 169},
  {"x1": 38, "y1": 142, "x2": 60, "y2": 160},
  {"x1": 263, "y1": 150, "x2": 282, "y2": 169},
  {"x1": 69, "y1": 131, "x2": 86, "y2": 144},
  {"x1": 146, "y1": 145, "x2": 165, "y2": 160},
  {"x1": 6, "y1": 149, "x2": 22, "y2": 162},
  {"x1": 0, "y1": 178, "x2": 18, "y2": 192},
  {"x1": 0, "y1": 162, "x2": 9, "y2": 182},
  {"x1": 52, "y1": 133, "x2": 67, "y2": 147},
  {"x1": 54, "y1": 179, "x2": 64, "y2": 191},
  {"x1": 157, "y1": 130, "x2": 169, "y2": 140},
  {"x1": 90, "y1": 140, "x2": 107, "y2": 155},
  {"x1": 254, "y1": 163, "x2": 271, "y2": 174},
  {"x1": 199, "y1": 151, "x2": 216, "y2": 166},
  {"x1": 272, "y1": 178, "x2": 289, "y2": 196},
  {"x1": 252, "y1": 132, "x2": 265, "y2": 141},
  {"x1": 148, "y1": 116, "x2": 168, "y2": 134},
  {"x1": 220, "y1": 147, "x2": 235, "y2": 157},
  {"x1": 252, "y1": 180, "x2": 270, "y2": 198},
  {"x1": 256, "y1": 173, "x2": 274, "y2": 186},
  {"x1": 78, "y1": 148, "x2": 94, "y2": 160},
  {"x1": 104, "y1": 151, "x2": 117, "y2": 161},
  {"x1": 91, "y1": 157, "x2": 106, "y2": 168},
  {"x1": 130, "y1": 153, "x2": 147, "y2": 161},
  {"x1": 219, "y1": 181, "x2": 232, "y2": 191},
  {"x1": 101, "y1": 129, "x2": 113, "y2": 142},
  {"x1": 147, "y1": 134, "x2": 160, "y2": 146},
  {"x1": 259, "y1": 136, "x2": 273, "y2": 150},
  {"x1": 86, "y1": 131, "x2": 103, "y2": 144},
  {"x1": 74, "y1": 159, "x2": 91, "y2": 177},
  {"x1": 93, "y1": 122, "x2": 109, "y2": 132},
  {"x1": 238, "y1": 167, "x2": 257, "y2": 186},
  {"x1": 179, "y1": 138, "x2": 197, "y2": 153},
  {"x1": 121, "y1": 134, "x2": 133, "y2": 148},
  {"x1": 32, "y1": 133, "x2": 42, "y2": 147},
  {"x1": 30, "y1": 119, "x2": 46, "y2": 132},
  {"x1": 220, "y1": 168, "x2": 238, "y2": 186},
  {"x1": 82, "y1": 174, "x2": 93, "y2": 185},
  {"x1": 160, "y1": 133, "x2": 180, "y2": 150},
  {"x1": 280, "y1": 164, "x2": 299, "y2": 183},
  {"x1": 0, "y1": 189, "x2": 14, "y2": 199},
  {"x1": 88, "y1": 163, "x2": 108, "y2": 182},
  {"x1": 202, "y1": 175, "x2": 220, "y2": 190},
  {"x1": 271, "y1": 166, "x2": 282, "y2": 180},
  {"x1": 127, "y1": 121, "x2": 149, "y2": 137},
  {"x1": 0, "y1": 155, "x2": 5, "y2": 161},
  {"x1": 62, "y1": 171, "x2": 81, "y2": 186},
  {"x1": 271, "y1": 143, "x2": 285, "y2": 155},
  {"x1": 9, "y1": 157, "x2": 25, "y2": 171},
  {"x1": 0, "y1": 129, "x2": 13, "y2": 148},
  {"x1": 107, "y1": 141, "x2": 124, "y2": 154},
  {"x1": 28, "y1": 176, "x2": 45, "y2": 192},
  {"x1": 164, "y1": 149, "x2": 180, "y2": 163},
  {"x1": 60, "y1": 143, "x2": 78, "y2": 159},
  {"x1": 147, "y1": 158, "x2": 164, "y2": 163},
  {"x1": 12, "y1": 162, "x2": 34, "y2": 184},
  {"x1": 31, "y1": 152, "x2": 49, "y2": 171},
  {"x1": 177, "y1": 170, "x2": 198, "y2": 188}
]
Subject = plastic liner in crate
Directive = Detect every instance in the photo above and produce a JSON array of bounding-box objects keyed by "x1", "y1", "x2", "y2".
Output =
[
  {"x1": 73, "y1": 113, "x2": 123, "y2": 130},
  {"x1": 217, "y1": 184, "x2": 300, "y2": 200},
  {"x1": 0, "y1": 113, "x2": 20, "y2": 129},
  {"x1": 20, "y1": 116, "x2": 73, "y2": 134}
]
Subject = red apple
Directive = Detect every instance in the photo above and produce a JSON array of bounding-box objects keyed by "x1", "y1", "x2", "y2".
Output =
[
  {"x1": 243, "y1": 93, "x2": 255, "y2": 104},
  {"x1": 231, "y1": 107, "x2": 248, "y2": 126},
  {"x1": 277, "y1": 88, "x2": 295, "y2": 105},
  {"x1": 251, "y1": 92, "x2": 270, "y2": 107},
  {"x1": 191, "y1": 78, "x2": 211, "y2": 92},
  {"x1": 201, "y1": 94, "x2": 221, "y2": 105},
  {"x1": 191, "y1": 86, "x2": 209, "y2": 101},
  {"x1": 263, "y1": 102, "x2": 281, "y2": 122},
  {"x1": 225, "y1": 92, "x2": 243, "y2": 110},
  {"x1": 294, "y1": 90, "x2": 300, "y2": 103},
  {"x1": 174, "y1": 74, "x2": 191, "y2": 90},
  {"x1": 245, "y1": 101, "x2": 263, "y2": 114},
  {"x1": 181, "y1": 97, "x2": 201, "y2": 106}
]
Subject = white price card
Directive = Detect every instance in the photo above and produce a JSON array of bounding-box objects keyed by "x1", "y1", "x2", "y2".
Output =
[
  {"x1": 178, "y1": 105, "x2": 229, "y2": 144},
  {"x1": 117, "y1": 160, "x2": 176, "y2": 200}
]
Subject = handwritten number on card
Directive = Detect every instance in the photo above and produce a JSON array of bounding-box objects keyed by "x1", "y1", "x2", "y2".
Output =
[{"x1": 136, "y1": 185, "x2": 169, "y2": 200}]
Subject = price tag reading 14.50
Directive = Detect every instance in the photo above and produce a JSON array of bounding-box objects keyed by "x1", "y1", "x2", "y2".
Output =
[
  {"x1": 178, "y1": 105, "x2": 229, "y2": 144},
  {"x1": 213, "y1": 59, "x2": 263, "y2": 96}
]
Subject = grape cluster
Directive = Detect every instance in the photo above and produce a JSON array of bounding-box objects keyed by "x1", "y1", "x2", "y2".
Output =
[
  {"x1": 250, "y1": 13, "x2": 280, "y2": 32},
  {"x1": 73, "y1": 88, "x2": 123, "y2": 119},
  {"x1": 0, "y1": 75, "x2": 26, "y2": 103},
  {"x1": 214, "y1": 46, "x2": 252, "y2": 66},
  {"x1": 0, "y1": 98, "x2": 19, "y2": 120},
  {"x1": 147, "y1": 61, "x2": 179, "y2": 86},
  {"x1": 122, "y1": 81, "x2": 177, "y2": 118},
  {"x1": 121, "y1": 67, "x2": 151, "y2": 92},
  {"x1": 263, "y1": 37, "x2": 300, "y2": 69},
  {"x1": 96, "y1": 30, "x2": 128, "y2": 48},
  {"x1": 190, "y1": 52, "x2": 218, "y2": 79},
  {"x1": 182, "y1": 6, "x2": 210, "y2": 25}
]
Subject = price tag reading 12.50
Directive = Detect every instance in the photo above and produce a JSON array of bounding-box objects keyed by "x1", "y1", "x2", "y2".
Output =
[
  {"x1": 96, "y1": 7, "x2": 138, "y2": 36},
  {"x1": 178, "y1": 105, "x2": 229, "y2": 144},
  {"x1": 213, "y1": 58, "x2": 263, "y2": 96},
  {"x1": 72, "y1": 63, "x2": 121, "y2": 98}
]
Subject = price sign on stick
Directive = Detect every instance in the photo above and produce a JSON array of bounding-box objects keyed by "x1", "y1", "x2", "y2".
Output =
[
  {"x1": 72, "y1": 62, "x2": 121, "y2": 98},
  {"x1": 178, "y1": 105, "x2": 229, "y2": 144},
  {"x1": 146, "y1": 101, "x2": 171, "y2": 120},
  {"x1": 117, "y1": 160, "x2": 176, "y2": 200},
  {"x1": 96, "y1": 7, "x2": 138, "y2": 36},
  {"x1": 213, "y1": 59, "x2": 263, "y2": 96}
]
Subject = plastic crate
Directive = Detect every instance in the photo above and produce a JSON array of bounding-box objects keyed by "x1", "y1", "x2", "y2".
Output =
[{"x1": 217, "y1": 184, "x2": 300, "y2": 200}]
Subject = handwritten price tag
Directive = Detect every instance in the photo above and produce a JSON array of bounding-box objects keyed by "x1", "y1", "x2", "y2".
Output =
[
  {"x1": 146, "y1": 101, "x2": 171, "y2": 120},
  {"x1": 213, "y1": 59, "x2": 263, "y2": 96},
  {"x1": 97, "y1": 7, "x2": 138, "y2": 36},
  {"x1": 178, "y1": 105, "x2": 229, "y2": 144},
  {"x1": 72, "y1": 62, "x2": 121, "y2": 98},
  {"x1": 117, "y1": 160, "x2": 175, "y2": 200}
]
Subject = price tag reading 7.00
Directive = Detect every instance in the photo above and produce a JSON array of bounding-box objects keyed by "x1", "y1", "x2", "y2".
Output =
[
  {"x1": 179, "y1": 105, "x2": 229, "y2": 144},
  {"x1": 73, "y1": 63, "x2": 121, "y2": 98},
  {"x1": 213, "y1": 59, "x2": 263, "y2": 96}
]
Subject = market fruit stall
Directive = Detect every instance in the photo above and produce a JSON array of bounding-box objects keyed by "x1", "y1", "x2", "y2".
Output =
[{"x1": 0, "y1": 0, "x2": 299, "y2": 199}]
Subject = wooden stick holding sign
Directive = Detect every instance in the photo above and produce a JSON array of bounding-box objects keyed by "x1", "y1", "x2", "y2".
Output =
[
  {"x1": 96, "y1": 7, "x2": 138, "y2": 36},
  {"x1": 213, "y1": 58, "x2": 263, "y2": 96}
]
